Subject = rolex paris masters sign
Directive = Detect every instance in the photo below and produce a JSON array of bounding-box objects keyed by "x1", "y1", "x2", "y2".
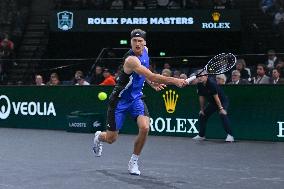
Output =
[
  {"x1": 51, "y1": 10, "x2": 240, "y2": 32},
  {"x1": 88, "y1": 17, "x2": 194, "y2": 25}
]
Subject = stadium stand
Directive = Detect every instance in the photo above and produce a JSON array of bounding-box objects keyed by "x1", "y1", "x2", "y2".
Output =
[{"x1": 0, "y1": 0, "x2": 283, "y2": 85}]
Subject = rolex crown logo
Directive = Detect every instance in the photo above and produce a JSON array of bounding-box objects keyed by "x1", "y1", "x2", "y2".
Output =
[
  {"x1": 212, "y1": 12, "x2": 221, "y2": 22},
  {"x1": 162, "y1": 90, "x2": 179, "y2": 113}
]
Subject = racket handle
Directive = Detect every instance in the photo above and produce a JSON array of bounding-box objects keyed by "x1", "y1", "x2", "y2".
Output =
[{"x1": 185, "y1": 76, "x2": 196, "y2": 84}]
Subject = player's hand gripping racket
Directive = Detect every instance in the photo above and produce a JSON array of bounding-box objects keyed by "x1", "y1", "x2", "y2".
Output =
[{"x1": 186, "y1": 53, "x2": 237, "y2": 83}]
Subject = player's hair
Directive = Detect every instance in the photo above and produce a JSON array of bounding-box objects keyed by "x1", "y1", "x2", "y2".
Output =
[{"x1": 130, "y1": 29, "x2": 146, "y2": 40}]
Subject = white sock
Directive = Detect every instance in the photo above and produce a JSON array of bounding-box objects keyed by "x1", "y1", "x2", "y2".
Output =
[
  {"x1": 95, "y1": 133, "x2": 101, "y2": 142},
  {"x1": 131, "y1": 154, "x2": 139, "y2": 161}
]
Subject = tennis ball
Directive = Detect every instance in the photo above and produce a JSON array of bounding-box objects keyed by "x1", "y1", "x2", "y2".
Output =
[{"x1": 98, "y1": 92, "x2": 107, "y2": 101}]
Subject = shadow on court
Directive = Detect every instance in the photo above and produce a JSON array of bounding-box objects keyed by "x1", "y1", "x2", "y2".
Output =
[
  {"x1": 96, "y1": 169, "x2": 185, "y2": 189},
  {"x1": 0, "y1": 128, "x2": 283, "y2": 189}
]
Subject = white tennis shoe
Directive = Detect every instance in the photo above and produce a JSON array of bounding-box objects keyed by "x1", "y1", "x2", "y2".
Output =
[
  {"x1": 128, "y1": 159, "x2": 141, "y2": 175},
  {"x1": 225, "y1": 134, "x2": 234, "y2": 142},
  {"x1": 93, "y1": 131, "x2": 103, "y2": 157},
  {"x1": 192, "y1": 135, "x2": 206, "y2": 141}
]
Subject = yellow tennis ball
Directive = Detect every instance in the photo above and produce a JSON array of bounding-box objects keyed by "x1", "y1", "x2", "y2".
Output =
[{"x1": 98, "y1": 92, "x2": 107, "y2": 101}]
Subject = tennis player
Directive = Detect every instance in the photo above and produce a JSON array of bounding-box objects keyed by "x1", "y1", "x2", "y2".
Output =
[
  {"x1": 192, "y1": 71, "x2": 234, "y2": 142},
  {"x1": 93, "y1": 29, "x2": 187, "y2": 175}
]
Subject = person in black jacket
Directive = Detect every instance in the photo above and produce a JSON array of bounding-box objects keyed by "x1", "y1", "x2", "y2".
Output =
[{"x1": 192, "y1": 71, "x2": 234, "y2": 142}]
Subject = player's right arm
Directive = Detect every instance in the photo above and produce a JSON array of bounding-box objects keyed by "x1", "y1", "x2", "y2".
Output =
[{"x1": 124, "y1": 56, "x2": 186, "y2": 87}]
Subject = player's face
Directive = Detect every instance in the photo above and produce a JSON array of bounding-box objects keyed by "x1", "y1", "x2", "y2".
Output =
[{"x1": 131, "y1": 37, "x2": 145, "y2": 55}]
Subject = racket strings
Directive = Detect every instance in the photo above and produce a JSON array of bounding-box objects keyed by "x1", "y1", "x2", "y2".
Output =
[{"x1": 206, "y1": 53, "x2": 236, "y2": 74}]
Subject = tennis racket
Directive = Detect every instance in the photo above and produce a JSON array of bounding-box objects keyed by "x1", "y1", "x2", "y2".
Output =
[{"x1": 186, "y1": 53, "x2": 237, "y2": 83}]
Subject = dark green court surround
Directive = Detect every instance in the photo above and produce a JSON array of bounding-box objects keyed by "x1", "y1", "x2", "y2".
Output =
[{"x1": 0, "y1": 85, "x2": 283, "y2": 141}]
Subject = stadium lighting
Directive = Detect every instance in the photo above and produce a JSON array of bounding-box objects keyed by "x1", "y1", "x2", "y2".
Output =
[
  {"x1": 120, "y1": 40, "x2": 128, "y2": 45},
  {"x1": 160, "y1": 52, "x2": 166, "y2": 56}
]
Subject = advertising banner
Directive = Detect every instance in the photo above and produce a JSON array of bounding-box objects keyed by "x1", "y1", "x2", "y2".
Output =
[
  {"x1": 50, "y1": 10, "x2": 241, "y2": 32},
  {"x1": 0, "y1": 85, "x2": 283, "y2": 142}
]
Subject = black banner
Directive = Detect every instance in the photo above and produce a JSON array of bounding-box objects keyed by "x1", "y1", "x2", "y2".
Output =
[{"x1": 50, "y1": 10, "x2": 241, "y2": 32}]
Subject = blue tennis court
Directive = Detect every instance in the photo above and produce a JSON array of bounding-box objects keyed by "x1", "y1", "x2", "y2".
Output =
[{"x1": 0, "y1": 128, "x2": 283, "y2": 189}]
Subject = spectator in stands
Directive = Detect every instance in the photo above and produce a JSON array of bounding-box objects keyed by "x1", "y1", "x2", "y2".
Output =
[
  {"x1": 114, "y1": 66, "x2": 121, "y2": 79},
  {"x1": 134, "y1": 0, "x2": 146, "y2": 9},
  {"x1": 273, "y1": 7, "x2": 284, "y2": 38},
  {"x1": 253, "y1": 64, "x2": 270, "y2": 84},
  {"x1": 47, "y1": 73, "x2": 61, "y2": 86},
  {"x1": 124, "y1": 0, "x2": 133, "y2": 9},
  {"x1": 0, "y1": 35, "x2": 15, "y2": 77},
  {"x1": 179, "y1": 73, "x2": 188, "y2": 79},
  {"x1": 265, "y1": 49, "x2": 280, "y2": 71},
  {"x1": 228, "y1": 70, "x2": 249, "y2": 84},
  {"x1": 157, "y1": 62, "x2": 172, "y2": 75},
  {"x1": 157, "y1": 0, "x2": 170, "y2": 8},
  {"x1": 242, "y1": 60, "x2": 252, "y2": 78},
  {"x1": 270, "y1": 68, "x2": 284, "y2": 84},
  {"x1": 276, "y1": 58, "x2": 284, "y2": 76},
  {"x1": 90, "y1": 0, "x2": 105, "y2": 9},
  {"x1": 91, "y1": 65, "x2": 105, "y2": 85},
  {"x1": 168, "y1": 0, "x2": 181, "y2": 9},
  {"x1": 99, "y1": 68, "x2": 116, "y2": 86},
  {"x1": 163, "y1": 62, "x2": 172, "y2": 70},
  {"x1": 235, "y1": 59, "x2": 250, "y2": 79},
  {"x1": 110, "y1": 0, "x2": 124, "y2": 9},
  {"x1": 260, "y1": 0, "x2": 276, "y2": 14},
  {"x1": 0, "y1": 36, "x2": 14, "y2": 58},
  {"x1": 149, "y1": 63, "x2": 158, "y2": 73},
  {"x1": 35, "y1": 74, "x2": 45, "y2": 86},
  {"x1": 74, "y1": 70, "x2": 90, "y2": 85},
  {"x1": 216, "y1": 74, "x2": 227, "y2": 85},
  {"x1": 145, "y1": 0, "x2": 158, "y2": 9},
  {"x1": 184, "y1": 0, "x2": 200, "y2": 8},
  {"x1": 213, "y1": 0, "x2": 227, "y2": 9},
  {"x1": 161, "y1": 68, "x2": 172, "y2": 77},
  {"x1": 274, "y1": 7, "x2": 284, "y2": 25},
  {"x1": 173, "y1": 70, "x2": 181, "y2": 78}
]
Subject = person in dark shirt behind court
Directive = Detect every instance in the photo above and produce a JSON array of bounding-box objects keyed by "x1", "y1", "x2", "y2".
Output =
[
  {"x1": 192, "y1": 70, "x2": 234, "y2": 142},
  {"x1": 91, "y1": 65, "x2": 104, "y2": 85}
]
